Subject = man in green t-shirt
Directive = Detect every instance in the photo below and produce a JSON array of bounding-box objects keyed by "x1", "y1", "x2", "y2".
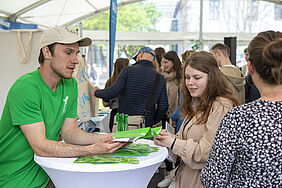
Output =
[{"x1": 0, "y1": 26, "x2": 125, "y2": 188}]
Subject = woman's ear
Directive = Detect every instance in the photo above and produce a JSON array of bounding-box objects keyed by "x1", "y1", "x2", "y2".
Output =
[{"x1": 248, "y1": 61, "x2": 255, "y2": 75}]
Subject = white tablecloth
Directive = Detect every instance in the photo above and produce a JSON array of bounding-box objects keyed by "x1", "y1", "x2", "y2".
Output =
[{"x1": 34, "y1": 139, "x2": 168, "y2": 188}]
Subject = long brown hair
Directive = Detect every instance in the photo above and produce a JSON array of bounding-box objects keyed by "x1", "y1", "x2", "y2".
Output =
[
  {"x1": 162, "y1": 50, "x2": 182, "y2": 82},
  {"x1": 155, "y1": 47, "x2": 165, "y2": 66},
  {"x1": 105, "y1": 58, "x2": 129, "y2": 88},
  {"x1": 181, "y1": 50, "x2": 196, "y2": 64},
  {"x1": 181, "y1": 51, "x2": 239, "y2": 124},
  {"x1": 248, "y1": 30, "x2": 282, "y2": 85}
]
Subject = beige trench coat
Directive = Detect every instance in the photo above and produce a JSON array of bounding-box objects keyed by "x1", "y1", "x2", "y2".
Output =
[
  {"x1": 170, "y1": 97, "x2": 234, "y2": 188},
  {"x1": 161, "y1": 71, "x2": 181, "y2": 118}
]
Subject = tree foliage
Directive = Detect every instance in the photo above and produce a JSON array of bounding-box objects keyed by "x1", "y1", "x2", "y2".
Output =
[
  {"x1": 82, "y1": 2, "x2": 161, "y2": 32},
  {"x1": 82, "y1": 2, "x2": 161, "y2": 58}
]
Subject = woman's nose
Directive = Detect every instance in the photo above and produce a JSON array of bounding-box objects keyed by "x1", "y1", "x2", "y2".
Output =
[{"x1": 188, "y1": 78, "x2": 194, "y2": 85}]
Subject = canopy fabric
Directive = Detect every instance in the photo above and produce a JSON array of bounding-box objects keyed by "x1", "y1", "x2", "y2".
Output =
[{"x1": 0, "y1": 0, "x2": 143, "y2": 29}]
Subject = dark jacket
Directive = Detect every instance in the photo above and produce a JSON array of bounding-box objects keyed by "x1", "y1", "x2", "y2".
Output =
[
  {"x1": 95, "y1": 59, "x2": 168, "y2": 126},
  {"x1": 245, "y1": 74, "x2": 260, "y2": 103}
]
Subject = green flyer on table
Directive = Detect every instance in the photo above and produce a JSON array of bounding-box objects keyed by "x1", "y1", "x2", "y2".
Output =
[{"x1": 113, "y1": 127, "x2": 162, "y2": 142}]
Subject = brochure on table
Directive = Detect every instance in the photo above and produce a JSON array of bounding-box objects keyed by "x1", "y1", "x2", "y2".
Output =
[{"x1": 113, "y1": 126, "x2": 162, "y2": 142}]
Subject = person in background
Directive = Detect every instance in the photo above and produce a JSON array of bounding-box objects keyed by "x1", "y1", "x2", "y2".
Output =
[
  {"x1": 239, "y1": 48, "x2": 248, "y2": 76},
  {"x1": 155, "y1": 47, "x2": 166, "y2": 68},
  {"x1": 201, "y1": 30, "x2": 282, "y2": 187},
  {"x1": 161, "y1": 51, "x2": 183, "y2": 121},
  {"x1": 171, "y1": 50, "x2": 196, "y2": 133},
  {"x1": 153, "y1": 58, "x2": 161, "y2": 72},
  {"x1": 154, "y1": 51, "x2": 239, "y2": 188},
  {"x1": 211, "y1": 43, "x2": 245, "y2": 104},
  {"x1": 158, "y1": 50, "x2": 182, "y2": 188},
  {"x1": 0, "y1": 26, "x2": 126, "y2": 188},
  {"x1": 244, "y1": 48, "x2": 261, "y2": 103},
  {"x1": 93, "y1": 47, "x2": 168, "y2": 127},
  {"x1": 181, "y1": 50, "x2": 196, "y2": 65},
  {"x1": 103, "y1": 58, "x2": 129, "y2": 132}
]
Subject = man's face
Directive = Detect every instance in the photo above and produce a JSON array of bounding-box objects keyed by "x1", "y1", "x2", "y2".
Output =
[{"x1": 49, "y1": 43, "x2": 79, "y2": 79}]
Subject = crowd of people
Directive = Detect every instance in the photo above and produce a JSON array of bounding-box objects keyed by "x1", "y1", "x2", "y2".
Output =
[
  {"x1": 0, "y1": 26, "x2": 281, "y2": 188},
  {"x1": 154, "y1": 31, "x2": 281, "y2": 188}
]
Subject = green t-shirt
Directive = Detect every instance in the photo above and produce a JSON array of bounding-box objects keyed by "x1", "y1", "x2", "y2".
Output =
[{"x1": 0, "y1": 70, "x2": 78, "y2": 188}]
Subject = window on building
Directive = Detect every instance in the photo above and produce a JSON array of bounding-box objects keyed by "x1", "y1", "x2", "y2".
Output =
[
  {"x1": 275, "y1": 4, "x2": 282, "y2": 20},
  {"x1": 250, "y1": 0, "x2": 258, "y2": 19},
  {"x1": 209, "y1": 0, "x2": 220, "y2": 20},
  {"x1": 171, "y1": 19, "x2": 178, "y2": 31}
]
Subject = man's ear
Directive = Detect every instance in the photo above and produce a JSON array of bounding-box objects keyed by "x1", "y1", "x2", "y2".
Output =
[
  {"x1": 42, "y1": 46, "x2": 51, "y2": 60},
  {"x1": 217, "y1": 50, "x2": 222, "y2": 57},
  {"x1": 138, "y1": 51, "x2": 144, "y2": 60}
]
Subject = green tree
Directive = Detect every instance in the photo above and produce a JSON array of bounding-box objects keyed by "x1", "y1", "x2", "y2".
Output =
[
  {"x1": 82, "y1": 2, "x2": 161, "y2": 58},
  {"x1": 83, "y1": 2, "x2": 160, "y2": 31}
]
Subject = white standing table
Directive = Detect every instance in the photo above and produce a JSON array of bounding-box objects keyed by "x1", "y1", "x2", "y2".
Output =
[{"x1": 34, "y1": 139, "x2": 168, "y2": 188}]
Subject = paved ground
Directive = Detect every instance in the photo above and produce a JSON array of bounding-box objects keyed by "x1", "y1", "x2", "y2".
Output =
[{"x1": 147, "y1": 167, "x2": 166, "y2": 188}]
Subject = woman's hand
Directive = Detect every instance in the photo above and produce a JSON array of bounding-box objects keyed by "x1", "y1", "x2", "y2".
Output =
[{"x1": 154, "y1": 129, "x2": 175, "y2": 148}]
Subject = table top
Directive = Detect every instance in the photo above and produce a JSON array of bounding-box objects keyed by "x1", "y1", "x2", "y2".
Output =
[{"x1": 34, "y1": 139, "x2": 168, "y2": 173}]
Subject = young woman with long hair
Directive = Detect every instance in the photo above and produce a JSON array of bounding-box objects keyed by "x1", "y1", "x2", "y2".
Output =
[
  {"x1": 154, "y1": 51, "x2": 239, "y2": 188},
  {"x1": 103, "y1": 58, "x2": 129, "y2": 132},
  {"x1": 161, "y1": 50, "x2": 183, "y2": 119}
]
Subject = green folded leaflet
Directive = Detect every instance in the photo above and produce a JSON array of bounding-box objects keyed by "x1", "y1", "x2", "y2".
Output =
[
  {"x1": 113, "y1": 126, "x2": 162, "y2": 142},
  {"x1": 74, "y1": 156, "x2": 139, "y2": 164},
  {"x1": 123, "y1": 143, "x2": 159, "y2": 153},
  {"x1": 73, "y1": 144, "x2": 159, "y2": 165},
  {"x1": 99, "y1": 143, "x2": 160, "y2": 157},
  {"x1": 99, "y1": 149, "x2": 144, "y2": 157}
]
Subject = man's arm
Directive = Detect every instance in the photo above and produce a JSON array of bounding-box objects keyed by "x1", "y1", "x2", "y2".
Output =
[
  {"x1": 20, "y1": 121, "x2": 125, "y2": 157},
  {"x1": 94, "y1": 68, "x2": 127, "y2": 100},
  {"x1": 60, "y1": 117, "x2": 108, "y2": 145}
]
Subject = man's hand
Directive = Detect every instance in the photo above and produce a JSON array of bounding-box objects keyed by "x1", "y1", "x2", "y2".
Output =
[
  {"x1": 91, "y1": 86, "x2": 99, "y2": 96},
  {"x1": 21, "y1": 121, "x2": 127, "y2": 157},
  {"x1": 154, "y1": 129, "x2": 175, "y2": 148},
  {"x1": 88, "y1": 134, "x2": 127, "y2": 155}
]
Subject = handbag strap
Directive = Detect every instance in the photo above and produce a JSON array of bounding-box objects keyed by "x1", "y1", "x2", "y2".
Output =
[{"x1": 144, "y1": 73, "x2": 161, "y2": 117}]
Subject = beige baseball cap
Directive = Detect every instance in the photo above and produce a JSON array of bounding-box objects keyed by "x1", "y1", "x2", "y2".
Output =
[{"x1": 39, "y1": 26, "x2": 92, "y2": 49}]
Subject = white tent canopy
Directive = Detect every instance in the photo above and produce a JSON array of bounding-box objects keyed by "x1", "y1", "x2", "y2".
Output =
[{"x1": 0, "y1": 0, "x2": 143, "y2": 29}]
